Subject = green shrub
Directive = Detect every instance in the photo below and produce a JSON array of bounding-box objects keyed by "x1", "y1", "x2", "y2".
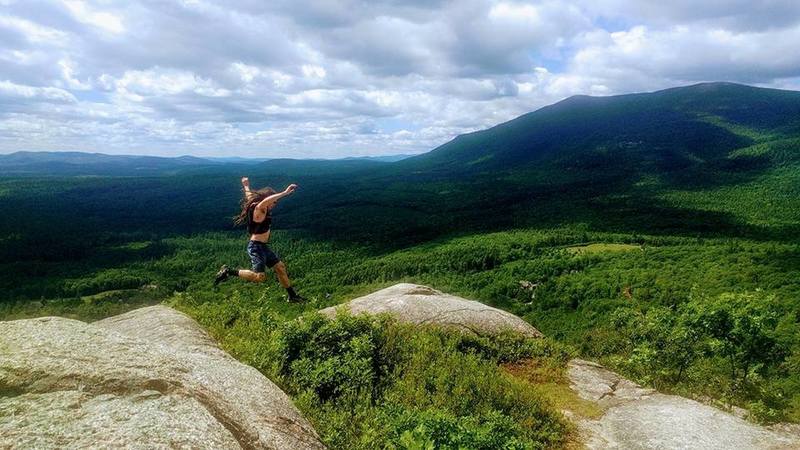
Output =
[
  {"x1": 275, "y1": 312, "x2": 399, "y2": 403},
  {"x1": 388, "y1": 409, "x2": 531, "y2": 450},
  {"x1": 612, "y1": 306, "x2": 702, "y2": 388},
  {"x1": 685, "y1": 292, "x2": 789, "y2": 384},
  {"x1": 271, "y1": 313, "x2": 569, "y2": 449},
  {"x1": 605, "y1": 291, "x2": 799, "y2": 422}
]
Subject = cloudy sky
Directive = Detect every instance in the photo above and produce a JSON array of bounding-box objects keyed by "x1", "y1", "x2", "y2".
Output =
[{"x1": 1, "y1": 0, "x2": 799, "y2": 158}]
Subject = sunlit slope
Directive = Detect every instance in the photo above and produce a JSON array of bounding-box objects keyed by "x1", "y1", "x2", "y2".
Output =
[
  {"x1": 342, "y1": 82, "x2": 800, "y2": 239},
  {"x1": 397, "y1": 82, "x2": 800, "y2": 176}
]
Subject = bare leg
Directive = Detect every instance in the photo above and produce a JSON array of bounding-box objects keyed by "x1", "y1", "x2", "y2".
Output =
[
  {"x1": 272, "y1": 262, "x2": 292, "y2": 288},
  {"x1": 237, "y1": 270, "x2": 266, "y2": 283}
]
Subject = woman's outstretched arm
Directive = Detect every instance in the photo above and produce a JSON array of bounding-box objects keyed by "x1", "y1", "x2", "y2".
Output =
[{"x1": 255, "y1": 184, "x2": 298, "y2": 211}]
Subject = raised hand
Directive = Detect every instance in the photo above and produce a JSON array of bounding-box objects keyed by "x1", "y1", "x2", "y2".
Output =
[{"x1": 241, "y1": 177, "x2": 250, "y2": 188}]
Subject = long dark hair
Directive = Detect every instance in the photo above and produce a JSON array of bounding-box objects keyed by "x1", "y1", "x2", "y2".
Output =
[{"x1": 234, "y1": 187, "x2": 276, "y2": 225}]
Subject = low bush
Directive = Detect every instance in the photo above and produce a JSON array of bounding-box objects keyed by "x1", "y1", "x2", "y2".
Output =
[
  {"x1": 607, "y1": 291, "x2": 800, "y2": 422},
  {"x1": 271, "y1": 313, "x2": 571, "y2": 449}
]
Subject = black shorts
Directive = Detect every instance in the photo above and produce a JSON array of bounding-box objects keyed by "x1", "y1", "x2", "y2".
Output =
[{"x1": 247, "y1": 240, "x2": 280, "y2": 273}]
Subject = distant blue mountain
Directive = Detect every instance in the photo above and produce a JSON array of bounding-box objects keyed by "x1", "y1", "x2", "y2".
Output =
[
  {"x1": 0, "y1": 151, "x2": 408, "y2": 176},
  {"x1": 0, "y1": 151, "x2": 224, "y2": 176},
  {"x1": 340, "y1": 154, "x2": 415, "y2": 162}
]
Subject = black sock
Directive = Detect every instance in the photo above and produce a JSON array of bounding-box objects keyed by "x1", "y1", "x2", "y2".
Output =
[
  {"x1": 286, "y1": 286, "x2": 298, "y2": 298},
  {"x1": 228, "y1": 267, "x2": 240, "y2": 276}
]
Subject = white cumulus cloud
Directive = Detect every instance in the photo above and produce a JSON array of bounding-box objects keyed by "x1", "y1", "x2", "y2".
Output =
[{"x1": 0, "y1": 0, "x2": 798, "y2": 157}]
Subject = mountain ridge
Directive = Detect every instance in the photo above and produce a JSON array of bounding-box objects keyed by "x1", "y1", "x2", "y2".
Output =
[
  {"x1": 395, "y1": 82, "x2": 800, "y2": 176},
  {"x1": 0, "y1": 150, "x2": 395, "y2": 176}
]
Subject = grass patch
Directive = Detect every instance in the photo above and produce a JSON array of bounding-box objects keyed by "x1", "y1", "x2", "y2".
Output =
[
  {"x1": 502, "y1": 359, "x2": 604, "y2": 421},
  {"x1": 80, "y1": 288, "x2": 142, "y2": 301}
]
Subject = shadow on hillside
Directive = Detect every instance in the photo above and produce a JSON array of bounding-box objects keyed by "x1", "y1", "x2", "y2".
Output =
[
  {"x1": 290, "y1": 175, "x2": 791, "y2": 250},
  {"x1": 0, "y1": 238, "x2": 178, "y2": 302},
  {"x1": 763, "y1": 246, "x2": 800, "y2": 275},
  {"x1": 0, "y1": 235, "x2": 175, "y2": 265},
  {"x1": 574, "y1": 196, "x2": 761, "y2": 238}
]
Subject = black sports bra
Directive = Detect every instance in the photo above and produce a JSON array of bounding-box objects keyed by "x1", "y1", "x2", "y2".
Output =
[{"x1": 247, "y1": 205, "x2": 272, "y2": 234}]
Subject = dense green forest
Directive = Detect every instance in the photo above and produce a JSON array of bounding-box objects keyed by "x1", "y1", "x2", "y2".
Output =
[{"x1": 2, "y1": 82, "x2": 800, "y2": 446}]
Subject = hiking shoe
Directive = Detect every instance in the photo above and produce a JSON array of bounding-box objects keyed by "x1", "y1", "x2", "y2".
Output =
[
  {"x1": 287, "y1": 294, "x2": 307, "y2": 303},
  {"x1": 214, "y1": 265, "x2": 231, "y2": 286}
]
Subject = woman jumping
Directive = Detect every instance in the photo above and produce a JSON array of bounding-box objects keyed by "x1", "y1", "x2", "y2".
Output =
[{"x1": 214, "y1": 177, "x2": 306, "y2": 302}]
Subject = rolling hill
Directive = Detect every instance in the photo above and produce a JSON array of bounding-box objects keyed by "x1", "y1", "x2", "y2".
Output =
[
  {"x1": 397, "y1": 82, "x2": 800, "y2": 177},
  {"x1": 316, "y1": 82, "x2": 800, "y2": 241}
]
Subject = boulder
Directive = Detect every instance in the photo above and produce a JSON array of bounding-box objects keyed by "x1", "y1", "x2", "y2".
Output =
[
  {"x1": 567, "y1": 359, "x2": 800, "y2": 450},
  {"x1": 319, "y1": 283, "x2": 542, "y2": 338},
  {"x1": 0, "y1": 306, "x2": 325, "y2": 450}
]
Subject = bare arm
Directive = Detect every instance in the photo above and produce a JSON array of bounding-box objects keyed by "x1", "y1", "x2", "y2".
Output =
[
  {"x1": 255, "y1": 184, "x2": 298, "y2": 211},
  {"x1": 241, "y1": 177, "x2": 255, "y2": 201}
]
